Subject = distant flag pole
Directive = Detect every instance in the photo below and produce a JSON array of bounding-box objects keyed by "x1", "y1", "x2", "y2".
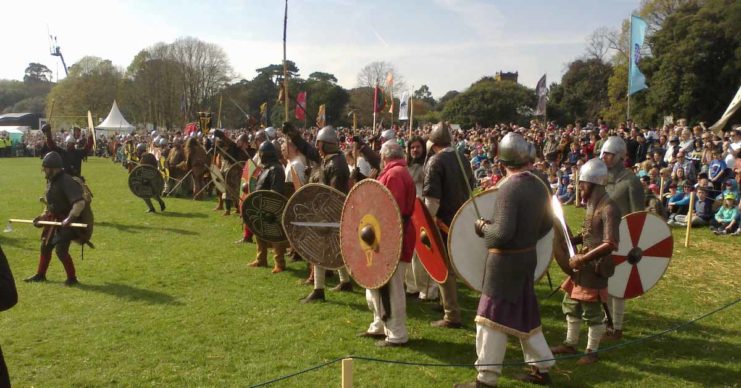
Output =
[
  {"x1": 628, "y1": 14, "x2": 648, "y2": 121},
  {"x1": 282, "y1": 0, "x2": 290, "y2": 122},
  {"x1": 217, "y1": 94, "x2": 223, "y2": 128},
  {"x1": 386, "y1": 71, "x2": 394, "y2": 126},
  {"x1": 409, "y1": 87, "x2": 414, "y2": 138},
  {"x1": 372, "y1": 84, "x2": 378, "y2": 135}
]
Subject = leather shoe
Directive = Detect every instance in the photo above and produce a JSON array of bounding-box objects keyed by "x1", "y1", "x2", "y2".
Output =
[
  {"x1": 550, "y1": 344, "x2": 578, "y2": 355},
  {"x1": 430, "y1": 319, "x2": 462, "y2": 329},
  {"x1": 248, "y1": 260, "x2": 267, "y2": 268},
  {"x1": 64, "y1": 277, "x2": 79, "y2": 286},
  {"x1": 24, "y1": 273, "x2": 47, "y2": 282},
  {"x1": 357, "y1": 331, "x2": 385, "y2": 339},
  {"x1": 603, "y1": 329, "x2": 623, "y2": 341},
  {"x1": 375, "y1": 340, "x2": 407, "y2": 348},
  {"x1": 515, "y1": 367, "x2": 552, "y2": 385},
  {"x1": 301, "y1": 288, "x2": 325, "y2": 303},
  {"x1": 271, "y1": 266, "x2": 285, "y2": 274},
  {"x1": 576, "y1": 349, "x2": 599, "y2": 365},
  {"x1": 331, "y1": 282, "x2": 353, "y2": 292}
]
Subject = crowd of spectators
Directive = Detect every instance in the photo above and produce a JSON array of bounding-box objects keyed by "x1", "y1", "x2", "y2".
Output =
[{"x1": 5, "y1": 118, "x2": 741, "y2": 235}]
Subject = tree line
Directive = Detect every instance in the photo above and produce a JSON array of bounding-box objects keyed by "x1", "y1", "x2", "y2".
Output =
[{"x1": 0, "y1": 0, "x2": 737, "y2": 130}]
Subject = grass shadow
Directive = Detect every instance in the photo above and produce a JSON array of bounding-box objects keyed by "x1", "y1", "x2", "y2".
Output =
[
  {"x1": 155, "y1": 211, "x2": 208, "y2": 219},
  {"x1": 76, "y1": 282, "x2": 184, "y2": 306},
  {"x1": 95, "y1": 221, "x2": 199, "y2": 235}
]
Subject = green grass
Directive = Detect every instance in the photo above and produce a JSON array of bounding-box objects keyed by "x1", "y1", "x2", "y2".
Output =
[{"x1": 0, "y1": 157, "x2": 739, "y2": 387}]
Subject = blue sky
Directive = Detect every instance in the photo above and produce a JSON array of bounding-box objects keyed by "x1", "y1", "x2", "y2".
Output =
[{"x1": 2, "y1": 0, "x2": 640, "y2": 97}]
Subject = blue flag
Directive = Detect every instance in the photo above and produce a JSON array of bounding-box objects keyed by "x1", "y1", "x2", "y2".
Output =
[{"x1": 629, "y1": 15, "x2": 648, "y2": 96}]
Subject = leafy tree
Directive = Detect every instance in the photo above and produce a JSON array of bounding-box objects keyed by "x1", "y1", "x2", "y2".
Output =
[
  {"x1": 308, "y1": 72, "x2": 337, "y2": 84},
  {"x1": 549, "y1": 58, "x2": 612, "y2": 124},
  {"x1": 46, "y1": 56, "x2": 122, "y2": 126},
  {"x1": 640, "y1": 0, "x2": 741, "y2": 125},
  {"x1": 255, "y1": 61, "x2": 299, "y2": 85},
  {"x1": 24, "y1": 63, "x2": 53, "y2": 83},
  {"x1": 441, "y1": 78, "x2": 535, "y2": 127},
  {"x1": 436, "y1": 90, "x2": 460, "y2": 112},
  {"x1": 413, "y1": 85, "x2": 436, "y2": 106}
]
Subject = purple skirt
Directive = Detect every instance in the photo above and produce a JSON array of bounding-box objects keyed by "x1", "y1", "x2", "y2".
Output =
[{"x1": 476, "y1": 276, "x2": 542, "y2": 338}]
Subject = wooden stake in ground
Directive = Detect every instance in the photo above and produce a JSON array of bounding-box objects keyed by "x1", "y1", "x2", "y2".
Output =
[
  {"x1": 341, "y1": 358, "x2": 353, "y2": 388},
  {"x1": 684, "y1": 191, "x2": 694, "y2": 248}
]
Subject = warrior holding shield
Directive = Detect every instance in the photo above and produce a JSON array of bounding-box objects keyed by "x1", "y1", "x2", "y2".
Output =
[
  {"x1": 600, "y1": 136, "x2": 644, "y2": 340},
  {"x1": 282, "y1": 122, "x2": 353, "y2": 303},
  {"x1": 458, "y1": 133, "x2": 555, "y2": 387},
  {"x1": 550, "y1": 158, "x2": 620, "y2": 365},
  {"x1": 134, "y1": 143, "x2": 166, "y2": 213}
]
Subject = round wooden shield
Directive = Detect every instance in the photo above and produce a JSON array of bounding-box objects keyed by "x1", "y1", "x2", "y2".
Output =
[
  {"x1": 608, "y1": 211, "x2": 673, "y2": 299},
  {"x1": 224, "y1": 162, "x2": 244, "y2": 202},
  {"x1": 241, "y1": 190, "x2": 288, "y2": 243},
  {"x1": 282, "y1": 184, "x2": 346, "y2": 270},
  {"x1": 340, "y1": 180, "x2": 403, "y2": 289},
  {"x1": 410, "y1": 198, "x2": 448, "y2": 283},
  {"x1": 128, "y1": 165, "x2": 164, "y2": 199},
  {"x1": 209, "y1": 164, "x2": 227, "y2": 194},
  {"x1": 448, "y1": 188, "x2": 554, "y2": 292},
  {"x1": 239, "y1": 159, "x2": 262, "y2": 213}
]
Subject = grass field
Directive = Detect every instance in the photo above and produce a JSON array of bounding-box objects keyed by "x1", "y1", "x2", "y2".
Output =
[{"x1": 0, "y1": 157, "x2": 739, "y2": 387}]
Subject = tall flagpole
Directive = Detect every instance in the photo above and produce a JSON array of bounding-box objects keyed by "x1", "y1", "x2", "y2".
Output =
[
  {"x1": 626, "y1": 15, "x2": 632, "y2": 123},
  {"x1": 283, "y1": 0, "x2": 289, "y2": 122},
  {"x1": 372, "y1": 83, "x2": 378, "y2": 135},
  {"x1": 409, "y1": 87, "x2": 414, "y2": 138}
]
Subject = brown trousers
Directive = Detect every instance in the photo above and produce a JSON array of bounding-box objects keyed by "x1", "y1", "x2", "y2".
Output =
[{"x1": 255, "y1": 238, "x2": 287, "y2": 268}]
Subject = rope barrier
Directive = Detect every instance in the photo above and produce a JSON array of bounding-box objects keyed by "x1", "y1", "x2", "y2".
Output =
[{"x1": 248, "y1": 297, "x2": 740, "y2": 386}]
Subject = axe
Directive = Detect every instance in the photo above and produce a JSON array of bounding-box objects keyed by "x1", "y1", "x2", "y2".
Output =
[{"x1": 4, "y1": 219, "x2": 88, "y2": 233}]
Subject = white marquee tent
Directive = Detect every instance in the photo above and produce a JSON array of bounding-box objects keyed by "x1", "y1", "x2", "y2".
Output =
[{"x1": 96, "y1": 100, "x2": 135, "y2": 135}]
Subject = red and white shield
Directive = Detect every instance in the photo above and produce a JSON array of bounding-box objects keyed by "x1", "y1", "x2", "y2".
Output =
[{"x1": 608, "y1": 211, "x2": 673, "y2": 299}]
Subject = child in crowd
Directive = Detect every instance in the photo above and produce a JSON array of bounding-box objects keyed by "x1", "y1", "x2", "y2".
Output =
[{"x1": 712, "y1": 194, "x2": 739, "y2": 235}]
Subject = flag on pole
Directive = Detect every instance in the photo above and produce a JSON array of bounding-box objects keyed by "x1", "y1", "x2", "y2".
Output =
[
  {"x1": 259, "y1": 102, "x2": 268, "y2": 127},
  {"x1": 373, "y1": 86, "x2": 385, "y2": 113},
  {"x1": 629, "y1": 15, "x2": 648, "y2": 96},
  {"x1": 277, "y1": 85, "x2": 285, "y2": 103},
  {"x1": 709, "y1": 84, "x2": 741, "y2": 134},
  {"x1": 385, "y1": 72, "x2": 394, "y2": 114},
  {"x1": 316, "y1": 104, "x2": 326, "y2": 127},
  {"x1": 535, "y1": 74, "x2": 547, "y2": 116},
  {"x1": 295, "y1": 91, "x2": 307, "y2": 121},
  {"x1": 398, "y1": 91, "x2": 409, "y2": 120}
]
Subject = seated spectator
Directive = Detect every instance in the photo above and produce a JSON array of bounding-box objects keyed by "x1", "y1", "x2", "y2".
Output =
[
  {"x1": 667, "y1": 182, "x2": 694, "y2": 216},
  {"x1": 669, "y1": 185, "x2": 713, "y2": 227},
  {"x1": 711, "y1": 194, "x2": 739, "y2": 235},
  {"x1": 559, "y1": 184, "x2": 575, "y2": 205},
  {"x1": 717, "y1": 179, "x2": 739, "y2": 202}
]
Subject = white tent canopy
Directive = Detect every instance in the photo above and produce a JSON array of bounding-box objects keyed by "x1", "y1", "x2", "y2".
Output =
[{"x1": 96, "y1": 100, "x2": 134, "y2": 133}]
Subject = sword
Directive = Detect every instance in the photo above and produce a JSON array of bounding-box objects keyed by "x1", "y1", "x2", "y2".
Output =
[
  {"x1": 551, "y1": 195, "x2": 576, "y2": 257},
  {"x1": 290, "y1": 221, "x2": 340, "y2": 228},
  {"x1": 5, "y1": 218, "x2": 88, "y2": 233}
]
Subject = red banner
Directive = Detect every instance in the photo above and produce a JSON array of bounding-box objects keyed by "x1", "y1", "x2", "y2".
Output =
[
  {"x1": 373, "y1": 86, "x2": 385, "y2": 113},
  {"x1": 295, "y1": 91, "x2": 307, "y2": 121}
]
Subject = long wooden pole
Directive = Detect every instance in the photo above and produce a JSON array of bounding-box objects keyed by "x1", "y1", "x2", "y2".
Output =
[
  {"x1": 9, "y1": 219, "x2": 87, "y2": 228},
  {"x1": 217, "y1": 95, "x2": 223, "y2": 128},
  {"x1": 341, "y1": 358, "x2": 353, "y2": 388},
  {"x1": 684, "y1": 191, "x2": 694, "y2": 248},
  {"x1": 282, "y1": 0, "x2": 289, "y2": 122}
]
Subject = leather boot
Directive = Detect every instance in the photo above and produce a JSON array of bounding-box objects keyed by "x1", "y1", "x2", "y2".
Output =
[
  {"x1": 516, "y1": 366, "x2": 552, "y2": 385},
  {"x1": 576, "y1": 349, "x2": 599, "y2": 365},
  {"x1": 271, "y1": 265, "x2": 285, "y2": 274},
  {"x1": 331, "y1": 282, "x2": 353, "y2": 292},
  {"x1": 602, "y1": 329, "x2": 623, "y2": 341},
  {"x1": 550, "y1": 344, "x2": 578, "y2": 355},
  {"x1": 24, "y1": 273, "x2": 47, "y2": 282},
  {"x1": 248, "y1": 260, "x2": 267, "y2": 268},
  {"x1": 301, "y1": 288, "x2": 325, "y2": 303}
]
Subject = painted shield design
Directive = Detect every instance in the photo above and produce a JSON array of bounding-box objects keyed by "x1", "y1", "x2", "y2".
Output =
[
  {"x1": 410, "y1": 198, "x2": 448, "y2": 283},
  {"x1": 608, "y1": 211, "x2": 673, "y2": 299},
  {"x1": 340, "y1": 180, "x2": 403, "y2": 289},
  {"x1": 448, "y1": 188, "x2": 554, "y2": 292},
  {"x1": 241, "y1": 190, "x2": 288, "y2": 243},
  {"x1": 128, "y1": 165, "x2": 164, "y2": 199},
  {"x1": 209, "y1": 164, "x2": 227, "y2": 194},
  {"x1": 224, "y1": 162, "x2": 244, "y2": 202},
  {"x1": 239, "y1": 159, "x2": 262, "y2": 213},
  {"x1": 282, "y1": 184, "x2": 346, "y2": 270}
]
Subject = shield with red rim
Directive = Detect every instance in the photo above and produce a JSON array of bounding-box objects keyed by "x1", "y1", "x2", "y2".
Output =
[
  {"x1": 608, "y1": 211, "x2": 673, "y2": 299},
  {"x1": 410, "y1": 198, "x2": 448, "y2": 283}
]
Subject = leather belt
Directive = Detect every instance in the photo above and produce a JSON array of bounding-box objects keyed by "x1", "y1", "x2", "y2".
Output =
[{"x1": 488, "y1": 246, "x2": 536, "y2": 254}]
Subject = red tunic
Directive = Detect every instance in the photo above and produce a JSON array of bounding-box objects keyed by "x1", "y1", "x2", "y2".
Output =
[{"x1": 377, "y1": 159, "x2": 416, "y2": 263}]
